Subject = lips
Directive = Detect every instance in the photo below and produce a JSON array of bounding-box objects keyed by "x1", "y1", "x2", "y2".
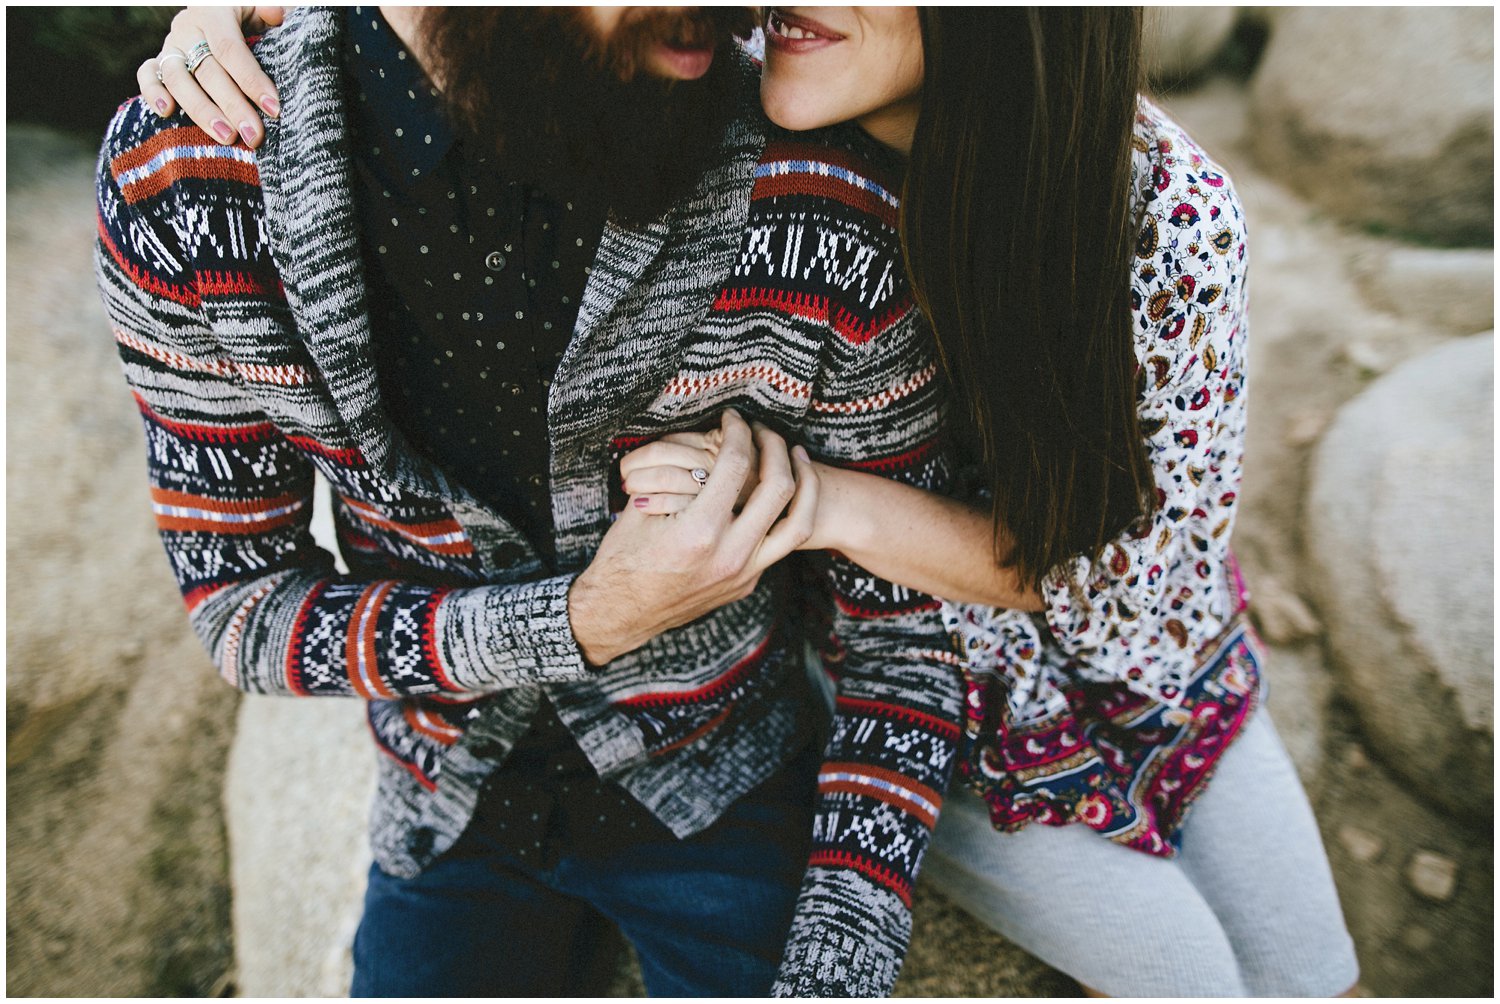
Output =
[
  {"x1": 653, "y1": 42, "x2": 715, "y2": 80},
  {"x1": 765, "y1": 8, "x2": 846, "y2": 53}
]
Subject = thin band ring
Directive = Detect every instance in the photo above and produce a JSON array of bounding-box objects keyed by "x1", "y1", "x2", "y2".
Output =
[
  {"x1": 155, "y1": 48, "x2": 187, "y2": 83},
  {"x1": 185, "y1": 40, "x2": 214, "y2": 75}
]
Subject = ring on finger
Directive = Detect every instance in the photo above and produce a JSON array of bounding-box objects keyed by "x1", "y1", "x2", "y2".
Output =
[
  {"x1": 185, "y1": 40, "x2": 214, "y2": 75},
  {"x1": 690, "y1": 467, "x2": 710, "y2": 488},
  {"x1": 155, "y1": 48, "x2": 187, "y2": 82}
]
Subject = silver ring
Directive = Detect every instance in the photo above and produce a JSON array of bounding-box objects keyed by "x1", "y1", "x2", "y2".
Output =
[
  {"x1": 690, "y1": 467, "x2": 710, "y2": 488},
  {"x1": 155, "y1": 49, "x2": 186, "y2": 83},
  {"x1": 185, "y1": 40, "x2": 214, "y2": 75}
]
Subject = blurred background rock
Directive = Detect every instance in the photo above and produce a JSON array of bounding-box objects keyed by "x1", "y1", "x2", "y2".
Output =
[{"x1": 7, "y1": 6, "x2": 1493, "y2": 997}]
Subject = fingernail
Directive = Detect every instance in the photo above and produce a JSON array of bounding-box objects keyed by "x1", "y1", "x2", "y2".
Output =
[
  {"x1": 211, "y1": 119, "x2": 235, "y2": 143},
  {"x1": 238, "y1": 122, "x2": 258, "y2": 146},
  {"x1": 259, "y1": 94, "x2": 280, "y2": 116},
  {"x1": 154, "y1": 98, "x2": 168, "y2": 115},
  {"x1": 632, "y1": 497, "x2": 651, "y2": 508}
]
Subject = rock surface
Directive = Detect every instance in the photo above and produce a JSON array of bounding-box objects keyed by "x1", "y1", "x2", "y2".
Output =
[
  {"x1": 1249, "y1": 7, "x2": 1493, "y2": 245},
  {"x1": 224, "y1": 697, "x2": 375, "y2": 997},
  {"x1": 1143, "y1": 7, "x2": 1238, "y2": 84},
  {"x1": 6, "y1": 125, "x2": 239, "y2": 996},
  {"x1": 1306, "y1": 333, "x2": 1494, "y2": 818},
  {"x1": 1352, "y1": 247, "x2": 1496, "y2": 336},
  {"x1": 1317, "y1": 730, "x2": 1492, "y2": 996}
]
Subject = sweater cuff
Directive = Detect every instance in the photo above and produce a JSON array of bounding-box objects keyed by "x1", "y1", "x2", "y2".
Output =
[
  {"x1": 435, "y1": 573, "x2": 590, "y2": 689},
  {"x1": 773, "y1": 867, "x2": 911, "y2": 997}
]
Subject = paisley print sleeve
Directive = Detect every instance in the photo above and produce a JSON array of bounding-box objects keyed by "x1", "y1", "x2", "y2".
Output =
[{"x1": 1039, "y1": 100, "x2": 1251, "y2": 705}]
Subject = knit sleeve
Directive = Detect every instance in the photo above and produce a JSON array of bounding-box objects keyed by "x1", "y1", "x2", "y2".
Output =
[
  {"x1": 95, "y1": 99, "x2": 590, "y2": 699},
  {"x1": 771, "y1": 227, "x2": 962, "y2": 996},
  {"x1": 1039, "y1": 105, "x2": 1251, "y2": 704}
]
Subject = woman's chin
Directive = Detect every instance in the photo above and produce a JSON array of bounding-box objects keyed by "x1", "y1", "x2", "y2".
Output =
[{"x1": 759, "y1": 88, "x2": 841, "y2": 133}]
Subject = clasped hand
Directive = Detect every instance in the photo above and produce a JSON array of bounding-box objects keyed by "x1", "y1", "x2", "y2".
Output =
[{"x1": 567, "y1": 409, "x2": 818, "y2": 666}]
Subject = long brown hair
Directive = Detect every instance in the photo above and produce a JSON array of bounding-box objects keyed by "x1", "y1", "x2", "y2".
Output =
[{"x1": 901, "y1": 8, "x2": 1153, "y2": 590}]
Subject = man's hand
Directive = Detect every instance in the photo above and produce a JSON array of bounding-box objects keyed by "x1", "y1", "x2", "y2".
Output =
[
  {"x1": 568, "y1": 410, "x2": 818, "y2": 667},
  {"x1": 138, "y1": 6, "x2": 286, "y2": 147}
]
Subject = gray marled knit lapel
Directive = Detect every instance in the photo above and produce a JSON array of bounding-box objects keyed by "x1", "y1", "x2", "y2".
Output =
[
  {"x1": 548, "y1": 72, "x2": 765, "y2": 565},
  {"x1": 254, "y1": 7, "x2": 415, "y2": 485}
]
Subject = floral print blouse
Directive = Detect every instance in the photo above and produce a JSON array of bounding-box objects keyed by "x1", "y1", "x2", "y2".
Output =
[{"x1": 943, "y1": 98, "x2": 1263, "y2": 856}]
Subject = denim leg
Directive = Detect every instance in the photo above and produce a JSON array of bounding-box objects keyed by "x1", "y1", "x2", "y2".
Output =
[
  {"x1": 559, "y1": 750, "x2": 820, "y2": 997},
  {"x1": 350, "y1": 852, "x2": 616, "y2": 996}
]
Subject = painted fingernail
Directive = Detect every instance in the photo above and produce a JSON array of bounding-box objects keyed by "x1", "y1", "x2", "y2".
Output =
[
  {"x1": 259, "y1": 94, "x2": 280, "y2": 116},
  {"x1": 154, "y1": 98, "x2": 168, "y2": 115},
  {"x1": 633, "y1": 497, "x2": 651, "y2": 508},
  {"x1": 211, "y1": 119, "x2": 235, "y2": 143},
  {"x1": 238, "y1": 122, "x2": 258, "y2": 146}
]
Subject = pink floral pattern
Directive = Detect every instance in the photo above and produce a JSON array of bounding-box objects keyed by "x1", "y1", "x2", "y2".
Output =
[{"x1": 943, "y1": 98, "x2": 1260, "y2": 855}]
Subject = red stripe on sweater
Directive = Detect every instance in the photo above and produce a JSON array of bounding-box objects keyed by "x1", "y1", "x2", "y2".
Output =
[
  {"x1": 284, "y1": 581, "x2": 327, "y2": 697},
  {"x1": 833, "y1": 592, "x2": 942, "y2": 620},
  {"x1": 151, "y1": 486, "x2": 301, "y2": 515},
  {"x1": 807, "y1": 849, "x2": 913, "y2": 908},
  {"x1": 194, "y1": 269, "x2": 284, "y2": 301},
  {"x1": 651, "y1": 705, "x2": 736, "y2": 757},
  {"x1": 837, "y1": 438, "x2": 941, "y2": 475},
  {"x1": 614, "y1": 631, "x2": 773, "y2": 708},
  {"x1": 403, "y1": 705, "x2": 463, "y2": 745},
  {"x1": 820, "y1": 779, "x2": 939, "y2": 829},
  {"x1": 829, "y1": 299, "x2": 913, "y2": 345},
  {"x1": 834, "y1": 695, "x2": 962, "y2": 740},
  {"x1": 133, "y1": 392, "x2": 280, "y2": 444},
  {"x1": 98, "y1": 215, "x2": 202, "y2": 307},
  {"x1": 751, "y1": 172, "x2": 899, "y2": 228},
  {"x1": 759, "y1": 141, "x2": 903, "y2": 192},
  {"x1": 420, "y1": 589, "x2": 459, "y2": 693},
  {"x1": 712, "y1": 287, "x2": 829, "y2": 324},
  {"x1": 368, "y1": 720, "x2": 439, "y2": 792},
  {"x1": 110, "y1": 126, "x2": 231, "y2": 174},
  {"x1": 182, "y1": 581, "x2": 228, "y2": 612},
  {"x1": 285, "y1": 435, "x2": 366, "y2": 467}
]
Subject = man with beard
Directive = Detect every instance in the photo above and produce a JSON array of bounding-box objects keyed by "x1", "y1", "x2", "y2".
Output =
[{"x1": 99, "y1": 7, "x2": 959, "y2": 996}]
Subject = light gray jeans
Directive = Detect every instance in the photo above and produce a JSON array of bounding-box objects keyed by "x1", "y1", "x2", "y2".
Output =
[{"x1": 924, "y1": 712, "x2": 1360, "y2": 996}]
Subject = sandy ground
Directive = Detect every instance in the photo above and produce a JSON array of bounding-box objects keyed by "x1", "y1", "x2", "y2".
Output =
[{"x1": 5, "y1": 71, "x2": 1492, "y2": 996}]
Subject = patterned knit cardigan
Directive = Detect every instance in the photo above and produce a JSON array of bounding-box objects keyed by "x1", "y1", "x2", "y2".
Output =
[{"x1": 94, "y1": 8, "x2": 961, "y2": 995}]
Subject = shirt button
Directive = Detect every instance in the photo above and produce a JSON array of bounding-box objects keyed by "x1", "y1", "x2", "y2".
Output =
[{"x1": 485, "y1": 251, "x2": 508, "y2": 272}]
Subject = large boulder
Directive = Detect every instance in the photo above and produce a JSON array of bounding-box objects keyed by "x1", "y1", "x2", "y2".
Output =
[
  {"x1": 224, "y1": 698, "x2": 375, "y2": 996},
  {"x1": 1142, "y1": 7, "x2": 1239, "y2": 85},
  {"x1": 1249, "y1": 8, "x2": 1493, "y2": 246},
  {"x1": 1352, "y1": 246, "x2": 1495, "y2": 336},
  {"x1": 1306, "y1": 333, "x2": 1494, "y2": 818}
]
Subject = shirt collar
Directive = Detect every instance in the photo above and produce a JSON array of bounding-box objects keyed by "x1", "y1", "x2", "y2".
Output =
[{"x1": 345, "y1": 6, "x2": 455, "y2": 181}]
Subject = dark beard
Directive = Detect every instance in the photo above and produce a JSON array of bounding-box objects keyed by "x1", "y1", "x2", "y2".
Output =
[{"x1": 420, "y1": 8, "x2": 756, "y2": 225}]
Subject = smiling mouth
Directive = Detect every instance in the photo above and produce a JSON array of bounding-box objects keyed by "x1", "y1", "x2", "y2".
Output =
[{"x1": 765, "y1": 8, "x2": 845, "y2": 51}]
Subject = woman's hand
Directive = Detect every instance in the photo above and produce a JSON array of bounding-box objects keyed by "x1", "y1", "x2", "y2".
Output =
[
  {"x1": 621, "y1": 418, "x2": 838, "y2": 550},
  {"x1": 574, "y1": 410, "x2": 821, "y2": 664},
  {"x1": 138, "y1": 6, "x2": 287, "y2": 148}
]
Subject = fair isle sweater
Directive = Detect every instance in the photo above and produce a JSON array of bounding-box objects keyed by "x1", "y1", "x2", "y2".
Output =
[{"x1": 94, "y1": 8, "x2": 960, "y2": 996}]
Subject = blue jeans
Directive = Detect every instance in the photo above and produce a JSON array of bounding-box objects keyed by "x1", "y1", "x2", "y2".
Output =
[{"x1": 351, "y1": 750, "x2": 818, "y2": 996}]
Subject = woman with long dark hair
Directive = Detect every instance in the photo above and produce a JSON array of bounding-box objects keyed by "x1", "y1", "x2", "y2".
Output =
[
  {"x1": 624, "y1": 8, "x2": 1359, "y2": 996},
  {"x1": 144, "y1": 6, "x2": 1358, "y2": 995}
]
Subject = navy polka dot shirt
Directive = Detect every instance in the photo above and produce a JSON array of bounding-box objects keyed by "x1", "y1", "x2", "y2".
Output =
[
  {"x1": 345, "y1": 7, "x2": 606, "y2": 568},
  {"x1": 343, "y1": 8, "x2": 650, "y2": 865}
]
